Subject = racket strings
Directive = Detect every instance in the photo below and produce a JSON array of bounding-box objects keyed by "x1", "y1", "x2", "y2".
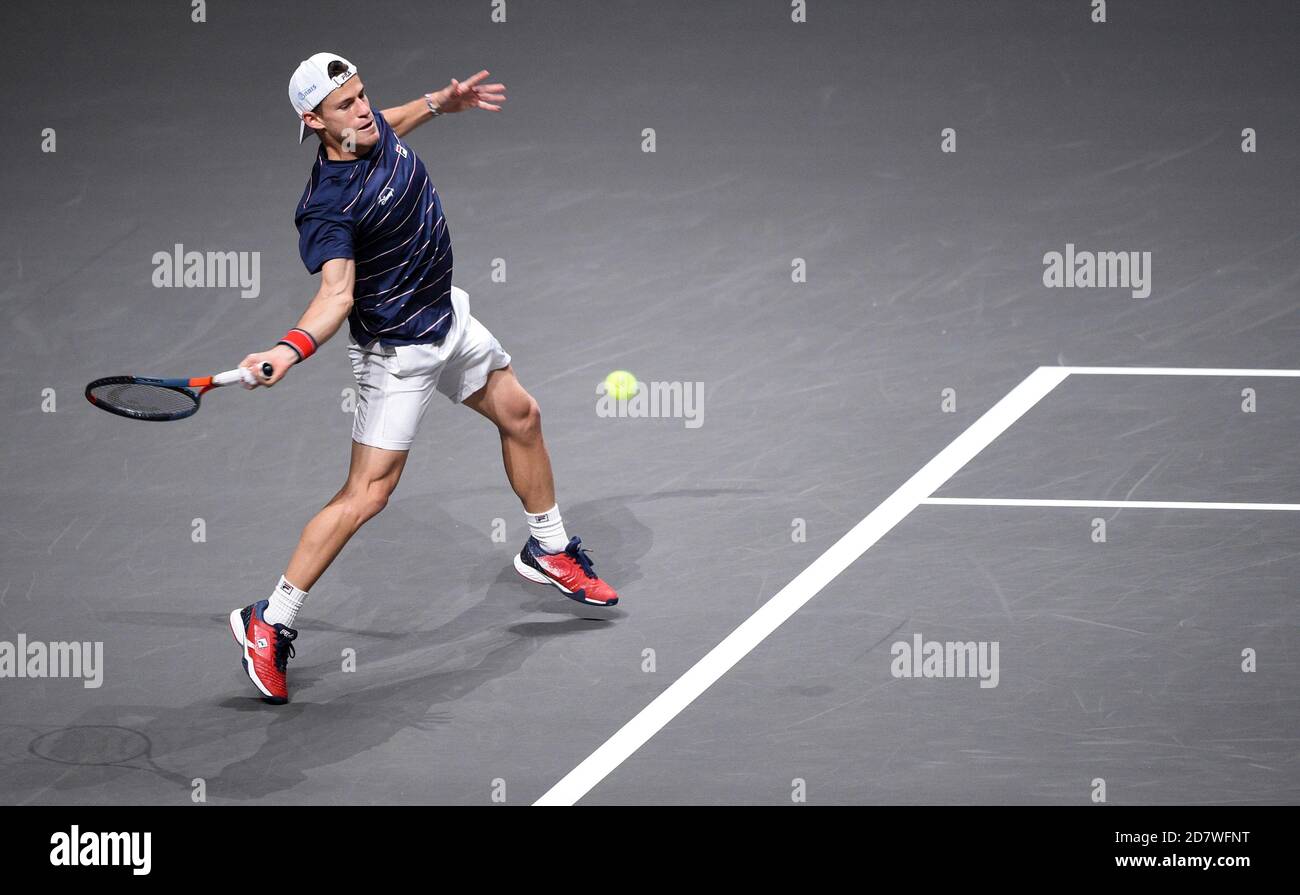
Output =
[{"x1": 89, "y1": 381, "x2": 197, "y2": 416}]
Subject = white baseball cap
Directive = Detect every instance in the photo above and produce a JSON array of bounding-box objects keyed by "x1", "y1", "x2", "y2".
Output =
[{"x1": 288, "y1": 52, "x2": 358, "y2": 143}]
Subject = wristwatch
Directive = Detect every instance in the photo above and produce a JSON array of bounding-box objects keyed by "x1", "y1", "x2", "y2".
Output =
[{"x1": 424, "y1": 93, "x2": 444, "y2": 117}]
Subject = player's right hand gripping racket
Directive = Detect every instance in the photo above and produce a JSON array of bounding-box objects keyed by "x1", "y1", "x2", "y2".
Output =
[{"x1": 85, "y1": 362, "x2": 273, "y2": 421}]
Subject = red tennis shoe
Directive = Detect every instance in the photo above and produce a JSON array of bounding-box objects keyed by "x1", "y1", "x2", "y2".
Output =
[
  {"x1": 228, "y1": 599, "x2": 297, "y2": 704},
  {"x1": 514, "y1": 536, "x2": 619, "y2": 606}
]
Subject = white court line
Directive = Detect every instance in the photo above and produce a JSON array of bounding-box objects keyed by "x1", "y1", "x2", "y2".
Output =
[
  {"x1": 1061, "y1": 366, "x2": 1300, "y2": 377},
  {"x1": 924, "y1": 497, "x2": 1300, "y2": 512},
  {"x1": 534, "y1": 366, "x2": 1071, "y2": 805}
]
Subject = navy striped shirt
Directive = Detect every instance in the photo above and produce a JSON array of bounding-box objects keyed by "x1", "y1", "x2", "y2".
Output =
[{"x1": 295, "y1": 109, "x2": 454, "y2": 347}]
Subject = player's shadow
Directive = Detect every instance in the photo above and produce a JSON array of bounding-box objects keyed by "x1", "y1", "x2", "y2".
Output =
[
  {"x1": 18, "y1": 563, "x2": 598, "y2": 802},
  {"x1": 15, "y1": 488, "x2": 750, "y2": 802}
]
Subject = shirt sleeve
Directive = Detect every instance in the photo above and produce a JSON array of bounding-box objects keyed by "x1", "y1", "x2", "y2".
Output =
[{"x1": 297, "y1": 210, "x2": 354, "y2": 274}]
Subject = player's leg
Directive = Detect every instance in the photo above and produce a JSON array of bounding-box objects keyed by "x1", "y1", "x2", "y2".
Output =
[
  {"x1": 270, "y1": 332, "x2": 434, "y2": 604},
  {"x1": 462, "y1": 365, "x2": 619, "y2": 606},
  {"x1": 231, "y1": 333, "x2": 434, "y2": 703},
  {"x1": 436, "y1": 287, "x2": 617, "y2": 605},
  {"x1": 283, "y1": 439, "x2": 409, "y2": 591},
  {"x1": 228, "y1": 440, "x2": 408, "y2": 703},
  {"x1": 462, "y1": 365, "x2": 554, "y2": 514}
]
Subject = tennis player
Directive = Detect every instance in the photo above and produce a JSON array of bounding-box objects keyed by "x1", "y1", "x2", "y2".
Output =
[{"x1": 227, "y1": 53, "x2": 618, "y2": 705}]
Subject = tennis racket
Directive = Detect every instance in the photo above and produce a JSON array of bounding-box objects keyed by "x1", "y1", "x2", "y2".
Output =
[{"x1": 85, "y1": 362, "x2": 273, "y2": 422}]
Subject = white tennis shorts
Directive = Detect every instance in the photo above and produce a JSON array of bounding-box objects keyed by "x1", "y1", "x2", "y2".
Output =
[{"x1": 347, "y1": 286, "x2": 511, "y2": 451}]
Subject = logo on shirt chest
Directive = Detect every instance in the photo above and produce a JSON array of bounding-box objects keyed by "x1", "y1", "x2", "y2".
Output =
[
  {"x1": 393, "y1": 142, "x2": 408, "y2": 159},
  {"x1": 378, "y1": 187, "x2": 395, "y2": 206}
]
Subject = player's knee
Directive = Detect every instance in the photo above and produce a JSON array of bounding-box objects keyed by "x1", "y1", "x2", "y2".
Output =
[
  {"x1": 359, "y1": 493, "x2": 389, "y2": 521},
  {"x1": 340, "y1": 485, "x2": 391, "y2": 525},
  {"x1": 511, "y1": 396, "x2": 542, "y2": 441}
]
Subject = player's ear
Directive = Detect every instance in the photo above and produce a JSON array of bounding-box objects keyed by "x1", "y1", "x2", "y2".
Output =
[{"x1": 302, "y1": 112, "x2": 325, "y2": 138}]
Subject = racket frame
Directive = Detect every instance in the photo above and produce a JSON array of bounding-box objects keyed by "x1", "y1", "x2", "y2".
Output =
[{"x1": 85, "y1": 366, "x2": 259, "y2": 422}]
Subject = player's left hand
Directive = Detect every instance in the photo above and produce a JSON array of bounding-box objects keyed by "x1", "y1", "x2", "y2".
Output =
[{"x1": 431, "y1": 70, "x2": 507, "y2": 113}]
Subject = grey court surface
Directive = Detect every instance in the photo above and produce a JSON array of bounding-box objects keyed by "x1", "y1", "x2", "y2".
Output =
[{"x1": 2, "y1": 1, "x2": 1298, "y2": 805}]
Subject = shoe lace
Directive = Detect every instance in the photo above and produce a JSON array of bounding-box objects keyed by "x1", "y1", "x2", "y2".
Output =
[
  {"x1": 564, "y1": 537, "x2": 597, "y2": 579},
  {"x1": 274, "y1": 628, "x2": 298, "y2": 673}
]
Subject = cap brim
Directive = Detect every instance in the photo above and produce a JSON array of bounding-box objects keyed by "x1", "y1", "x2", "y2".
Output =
[{"x1": 299, "y1": 118, "x2": 308, "y2": 143}]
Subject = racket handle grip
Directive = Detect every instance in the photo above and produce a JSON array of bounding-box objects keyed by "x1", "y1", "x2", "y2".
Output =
[{"x1": 217, "y1": 362, "x2": 275, "y2": 387}]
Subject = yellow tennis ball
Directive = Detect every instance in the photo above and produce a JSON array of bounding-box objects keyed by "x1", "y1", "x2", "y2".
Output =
[{"x1": 604, "y1": 370, "x2": 638, "y2": 400}]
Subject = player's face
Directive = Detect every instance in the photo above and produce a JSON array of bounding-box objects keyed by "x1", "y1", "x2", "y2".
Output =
[{"x1": 317, "y1": 76, "x2": 378, "y2": 151}]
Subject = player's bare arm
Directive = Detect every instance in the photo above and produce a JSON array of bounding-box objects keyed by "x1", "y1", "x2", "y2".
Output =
[
  {"x1": 239, "y1": 257, "x2": 355, "y2": 389},
  {"x1": 380, "y1": 70, "x2": 506, "y2": 137}
]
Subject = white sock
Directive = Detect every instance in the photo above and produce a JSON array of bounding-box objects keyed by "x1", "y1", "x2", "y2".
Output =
[
  {"x1": 527, "y1": 504, "x2": 569, "y2": 553},
  {"x1": 264, "y1": 575, "x2": 308, "y2": 628}
]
